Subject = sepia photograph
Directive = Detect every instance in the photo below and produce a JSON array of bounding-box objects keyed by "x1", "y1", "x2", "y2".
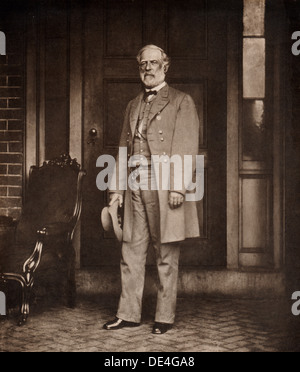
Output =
[{"x1": 0, "y1": 0, "x2": 300, "y2": 355}]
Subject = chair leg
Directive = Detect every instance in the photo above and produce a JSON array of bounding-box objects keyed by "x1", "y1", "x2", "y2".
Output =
[{"x1": 18, "y1": 282, "x2": 33, "y2": 327}]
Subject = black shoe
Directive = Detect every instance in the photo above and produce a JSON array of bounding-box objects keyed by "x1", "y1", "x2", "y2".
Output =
[
  {"x1": 152, "y1": 322, "x2": 173, "y2": 335},
  {"x1": 103, "y1": 318, "x2": 140, "y2": 330}
]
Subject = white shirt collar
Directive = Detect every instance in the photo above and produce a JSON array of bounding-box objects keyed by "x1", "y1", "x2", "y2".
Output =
[{"x1": 145, "y1": 81, "x2": 167, "y2": 93}]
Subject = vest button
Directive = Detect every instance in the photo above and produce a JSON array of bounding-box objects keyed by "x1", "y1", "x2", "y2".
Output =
[
  {"x1": 159, "y1": 130, "x2": 163, "y2": 134},
  {"x1": 160, "y1": 138, "x2": 164, "y2": 142}
]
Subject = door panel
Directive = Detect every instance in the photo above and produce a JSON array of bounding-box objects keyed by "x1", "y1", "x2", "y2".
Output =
[
  {"x1": 105, "y1": 0, "x2": 143, "y2": 57},
  {"x1": 82, "y1": 0, "x2": 227, "y2": 267}
]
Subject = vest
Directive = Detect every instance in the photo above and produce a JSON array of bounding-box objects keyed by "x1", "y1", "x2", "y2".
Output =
[{"x1": 133, "y1": 98, "x2": 155, "y2": 163}]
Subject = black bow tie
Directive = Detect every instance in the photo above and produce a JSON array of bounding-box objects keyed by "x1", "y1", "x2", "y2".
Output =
[{"x1": 144, "y1": 90, "x2": 158, "y2": 100}]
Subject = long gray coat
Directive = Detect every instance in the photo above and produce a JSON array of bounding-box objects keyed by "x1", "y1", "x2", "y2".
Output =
[{"x1": 113, "y1": 84, "x2": 200, "y2": 244}]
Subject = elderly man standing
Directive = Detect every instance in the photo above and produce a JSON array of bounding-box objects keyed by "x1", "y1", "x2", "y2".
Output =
[{"x1": 103, "y1": 45, "x2": 200, "y2": 335}]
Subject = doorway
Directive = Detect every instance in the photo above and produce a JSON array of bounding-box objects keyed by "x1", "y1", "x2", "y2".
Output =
[{"x1": 81, "y1": 0, "x2": 227, "y2": 267}]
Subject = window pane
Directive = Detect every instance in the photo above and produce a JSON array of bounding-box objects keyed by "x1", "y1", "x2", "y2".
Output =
[
  {"x1": 242, "y1": 100, "x2": 268, "y2": 161},
  {"x1": 243, "y1": 38, "x2": 265, "y2": 99},
  {"x1": 243, "y1": 0, "x2": 265, "y2": 36}
]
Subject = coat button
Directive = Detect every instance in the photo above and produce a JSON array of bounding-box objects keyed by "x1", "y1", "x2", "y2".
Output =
[
  {"x1": 160, "y1": 138, "x2": 164, "y2": 142},
  {"x1": 159, "y1": 130, "x2": 163, "y2": 134}
]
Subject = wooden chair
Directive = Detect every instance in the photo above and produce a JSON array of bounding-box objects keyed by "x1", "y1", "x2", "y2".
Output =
[{"x1": 0, "y1": 154, "x2": 86, "y2": 326}]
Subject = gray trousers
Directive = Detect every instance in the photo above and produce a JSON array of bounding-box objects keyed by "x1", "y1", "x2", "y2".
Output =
[{"x1": 117, "y1": 187, "x2": 181, "y2": 324}]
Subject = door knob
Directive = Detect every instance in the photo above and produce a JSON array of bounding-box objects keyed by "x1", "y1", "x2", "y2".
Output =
[
  {"x1": 88, "y1": 128, "x2": 98, "y2": 145},
  {"x1": 89, "y1": 128, "x2": 98, "y2": 137}
]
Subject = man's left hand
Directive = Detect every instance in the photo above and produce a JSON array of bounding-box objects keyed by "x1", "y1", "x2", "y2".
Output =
[{"x1": 169, "y1": 192, "x2": 184, "y2": 209}]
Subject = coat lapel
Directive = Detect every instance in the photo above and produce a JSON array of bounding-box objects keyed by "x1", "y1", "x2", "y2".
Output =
[
  {"x1": 148, "y1": 84, "x2": 170, "y2": 124},
  {"x1": 129, "y1": 92, "x2": 143, "y2": 138}
]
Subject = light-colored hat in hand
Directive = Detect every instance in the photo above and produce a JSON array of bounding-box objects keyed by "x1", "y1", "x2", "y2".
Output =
[{"x1": 101, "y1": 200, "x2": 123, "y2": 242}]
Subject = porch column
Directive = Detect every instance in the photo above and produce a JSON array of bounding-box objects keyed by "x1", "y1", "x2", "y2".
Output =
[{"x1": 227, "y1": 5, "x2": 240, "y2": 269}]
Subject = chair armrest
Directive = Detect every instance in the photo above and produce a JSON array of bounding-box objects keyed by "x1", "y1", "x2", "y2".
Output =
[
  {"x1": 23, "y1": 229, "x2": 47, "y2": 279},
  {"x1": 22, "y1": 223, "x2": 72, "y2": 279}
]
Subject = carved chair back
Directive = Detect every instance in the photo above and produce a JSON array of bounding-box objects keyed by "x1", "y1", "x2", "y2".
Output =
[{"x1": 16, "y1": 154, "x2": 84, "y2": 247}]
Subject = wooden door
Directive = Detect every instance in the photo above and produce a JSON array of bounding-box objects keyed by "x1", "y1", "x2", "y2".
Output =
[{"x1": 81, "y1": 0, "x2": 227, "y2": 267}]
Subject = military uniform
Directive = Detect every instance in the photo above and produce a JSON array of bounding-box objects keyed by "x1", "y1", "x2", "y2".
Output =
[{"x1": 112, "y1": 83, "x2": 200, "y2": 324}]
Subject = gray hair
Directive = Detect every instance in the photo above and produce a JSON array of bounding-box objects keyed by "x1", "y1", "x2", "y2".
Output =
[{"x1": 136, "y1": 45, "x2": 171, "y2": 70}]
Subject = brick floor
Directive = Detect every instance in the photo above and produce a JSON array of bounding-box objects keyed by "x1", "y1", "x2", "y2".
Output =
[{"x1": 0, "y1": 296, "x2": 300, "y2": 352}]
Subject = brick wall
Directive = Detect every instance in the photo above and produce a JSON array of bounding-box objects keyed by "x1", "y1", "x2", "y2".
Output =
[{"x1": 0, "y1": 5, "x2": 25, "y2": 220}]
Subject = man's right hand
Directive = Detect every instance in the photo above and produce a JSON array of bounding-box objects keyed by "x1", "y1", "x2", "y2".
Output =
[{"x1": 109, "y1": 193, "x2": 124, "y2": 208}]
